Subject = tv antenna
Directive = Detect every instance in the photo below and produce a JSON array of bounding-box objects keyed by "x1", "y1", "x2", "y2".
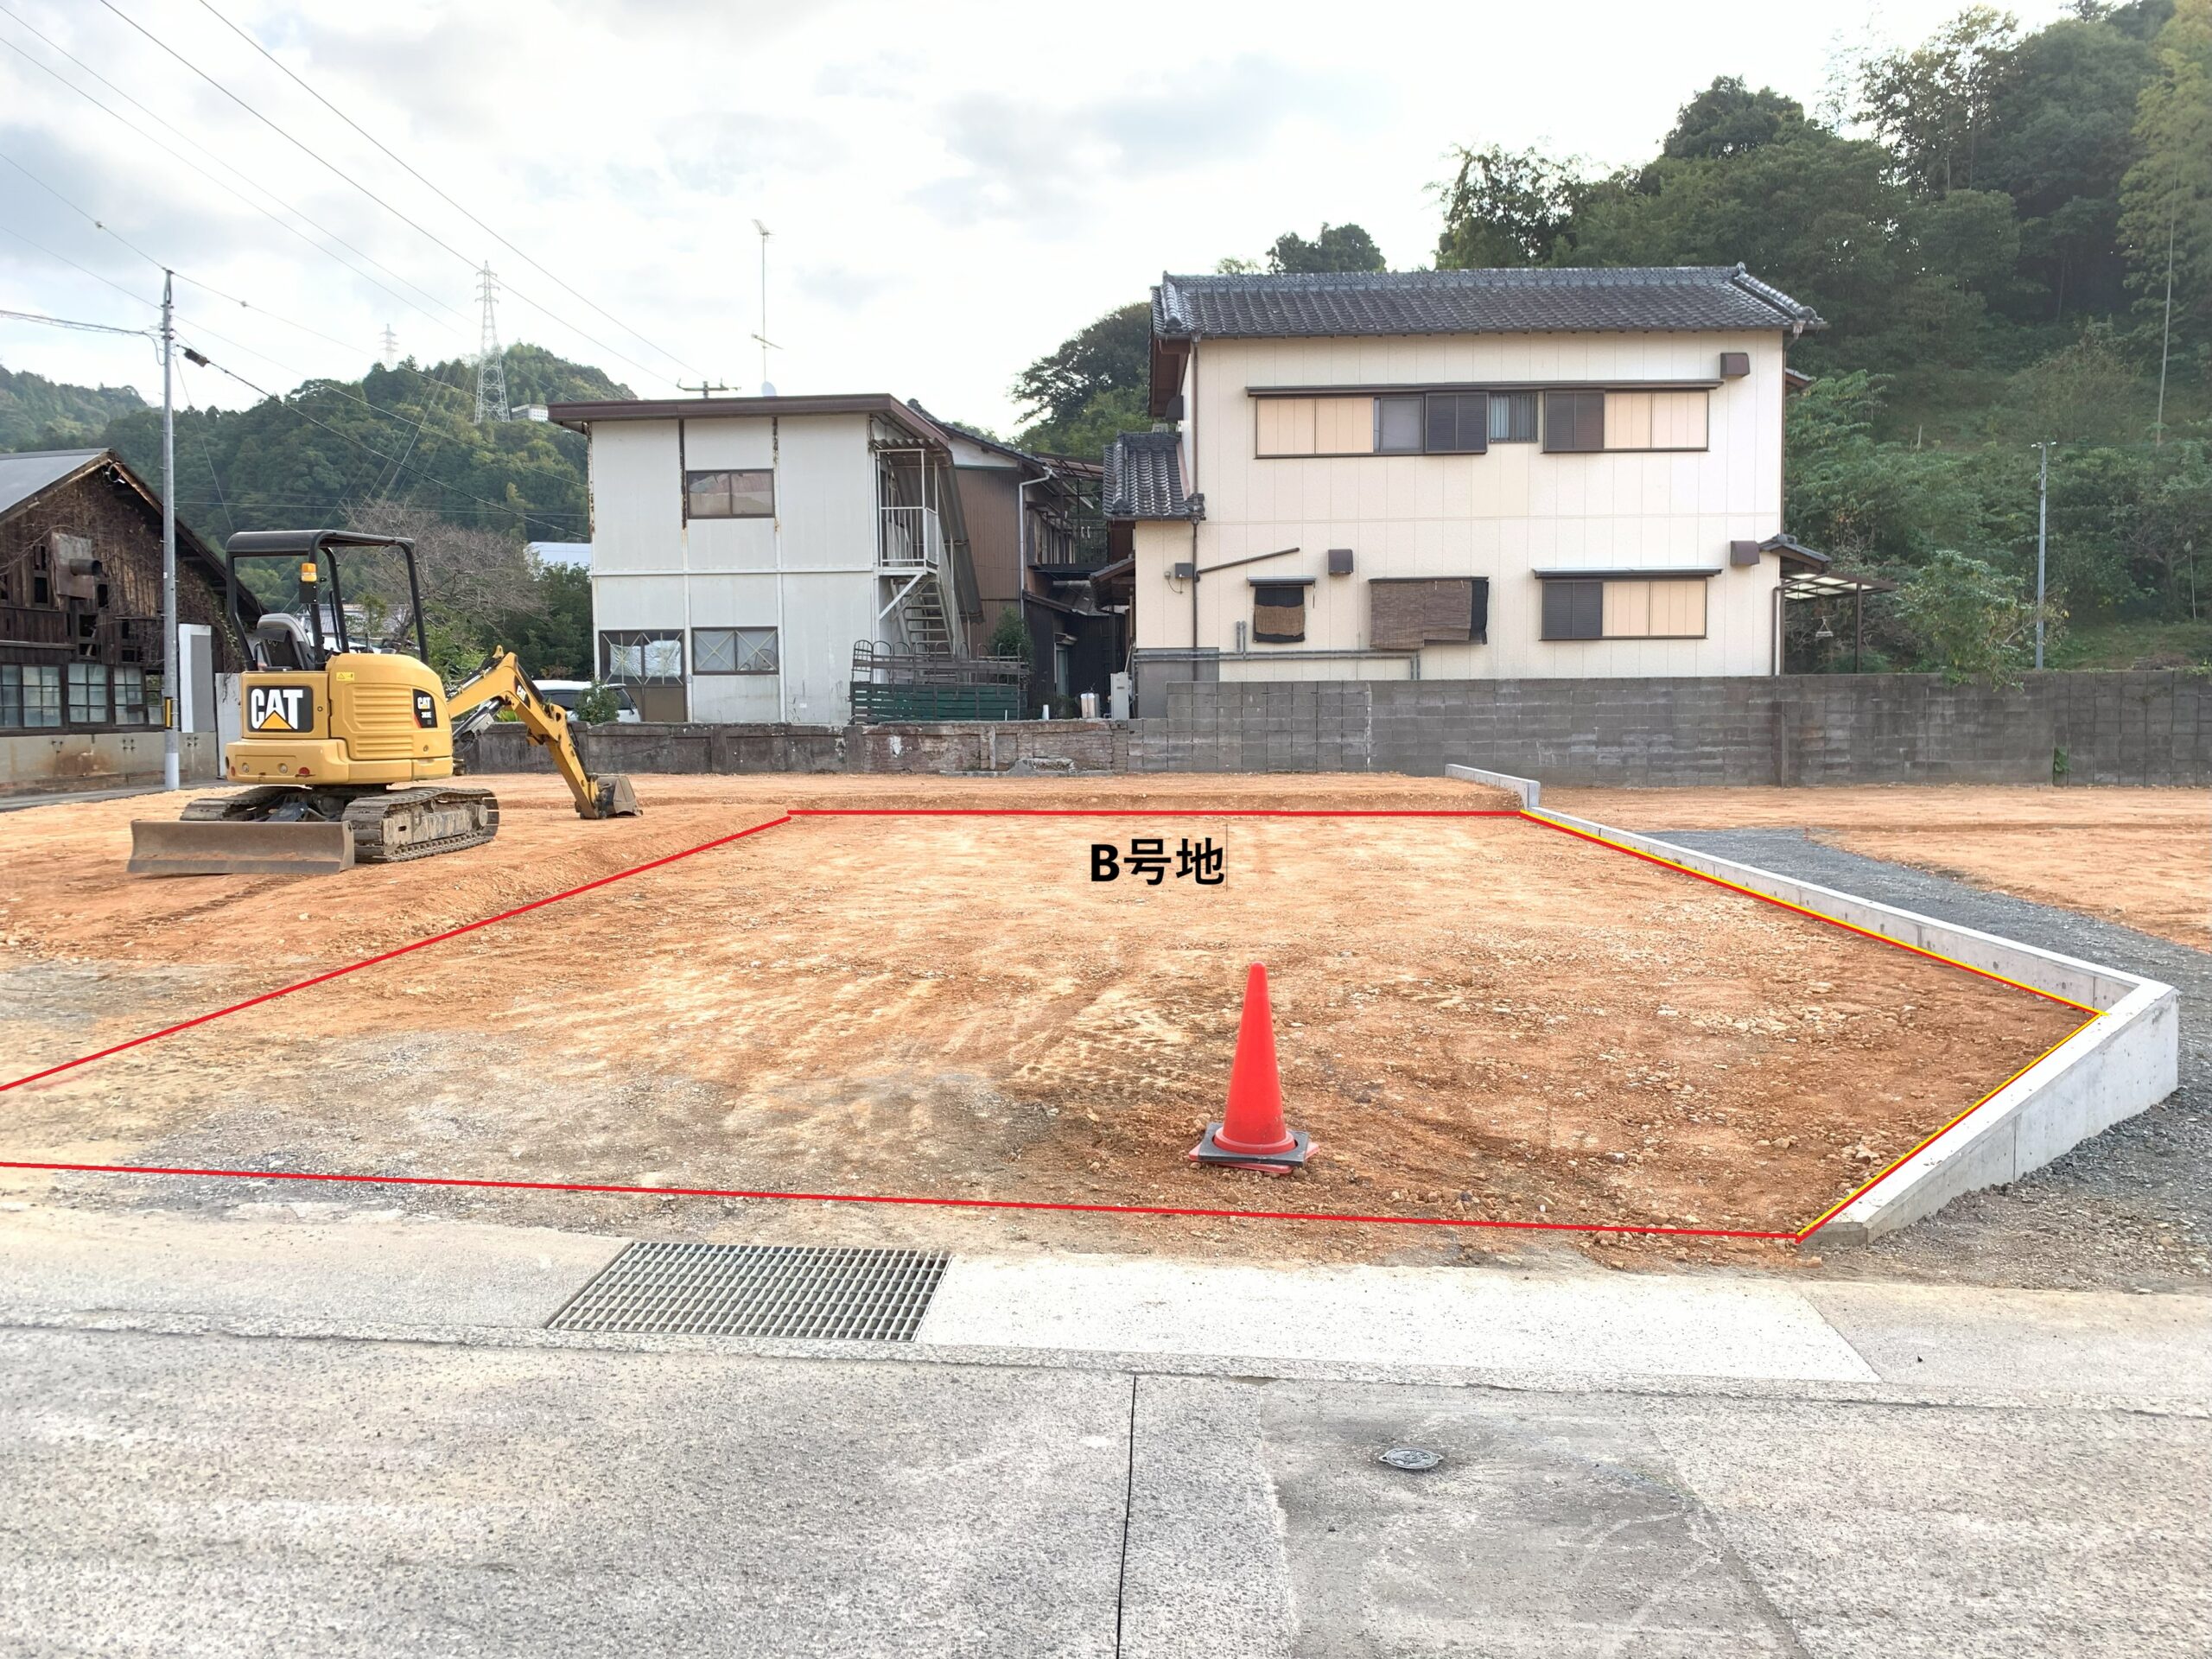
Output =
[{"x1": 752, "y1": 219, "x2": 779, "y2": 395}]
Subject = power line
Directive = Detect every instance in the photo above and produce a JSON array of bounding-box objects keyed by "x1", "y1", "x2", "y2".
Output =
[
  {"x1": 0, "y1": 8, "x2": 470, "y2": 336},
  {"x1": 173, "y1": 356, "x2": 235, "y2": 537},
  {"x1": 182, "y1": 344, "x2": 584, "y2": 540},
  {"x1": 0, "y1": 147, "x2": 578, "y2": 535},
  {"x1": 95, "y1": 0, "x2": 687, "y2": 391},
  {"x1": 0, "y1": 139, "x2": 509, "y2": 450},
  {"x1": 0, "y1": 146, "x2": 168, "y2": 271},
  {"x1": 0, "y1": 221, "x2": 160, "y2": 319},
  {"x1": 193, "y1": 0, "x2": 703, "y2": 385},
  {"x1": 0, "y1": 305, "x2": 149, "y2": 337}
]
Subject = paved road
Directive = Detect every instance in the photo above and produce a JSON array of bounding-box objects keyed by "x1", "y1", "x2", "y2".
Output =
[{"x1": 2, "y1": 1206, "x2": 2208, "y2": 1657}]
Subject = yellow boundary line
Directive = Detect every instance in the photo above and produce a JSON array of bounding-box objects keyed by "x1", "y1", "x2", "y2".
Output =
[{"x1": 1516, "y1": 808, "x2": 2109, "y2": 1240}]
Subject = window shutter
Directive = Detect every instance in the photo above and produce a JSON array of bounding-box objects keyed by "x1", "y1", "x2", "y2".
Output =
[
  {"x1": 1425, "y1": 392, "x2": 1488, "y2": 454},
  {"x1": 1425, "y1": 396, "x2": 1456, "y2": 454},
  {"x1": 1542, "y1": 391, "x2": 1604, "y2": 453},
  {"x1": 1573, "y1": 581, "x2": 1603, "y2": 638},
  {"x1": 1541, "y1": 580, "x2": 1603, "y2": 639}
]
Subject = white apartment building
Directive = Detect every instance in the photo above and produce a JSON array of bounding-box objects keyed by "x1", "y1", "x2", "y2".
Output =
[
  {"x1": 550, "y1": 394, "x2": 980, "y2": 724},
  {"x1": 1107, "y1": 266, "x2": 1832, "y2": 709}
]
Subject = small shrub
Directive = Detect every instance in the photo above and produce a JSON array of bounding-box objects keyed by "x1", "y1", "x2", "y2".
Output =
[{"x1": 575, "y1": 681, "x2": 625, "y2": 724}]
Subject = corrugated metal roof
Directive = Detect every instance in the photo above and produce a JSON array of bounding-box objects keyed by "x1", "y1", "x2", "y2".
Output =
[
  {"x1": 0, "y1": 448, "x2": 105, "y2": 518},
  {"x1": 1103, "y1": 430, "x2": 1198, "y2": 521},
  {"x1": 1152, "y1": 265, "x2": 1822, "y2": 340}
]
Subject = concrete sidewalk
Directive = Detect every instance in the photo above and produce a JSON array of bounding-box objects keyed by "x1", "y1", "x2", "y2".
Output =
[{"x1": 2, "y1": 1204, "x2": 2209, "y2": 1656}]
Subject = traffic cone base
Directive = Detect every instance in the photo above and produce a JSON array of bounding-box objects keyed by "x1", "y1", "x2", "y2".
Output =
[{"x1": 1189, "y1": 1123, "x2": 1312, "y2": 1176}]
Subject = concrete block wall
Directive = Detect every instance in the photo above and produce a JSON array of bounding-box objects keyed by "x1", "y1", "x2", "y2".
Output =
[
  {"x1": 1128, "y1": 671, "x2": 2211, "y2": 786},
  {"x1": 0, "y1": 730, "x2": 221, "y2": 797},
  {"x1": 460, "y1": 722, "x2": 847, "y2": 777},
  {"x1": 450, "y1": 671, "x2": 2210, "y2": 785},
  {"x1": 458, "y1": 719, "x2": 1128, "y2": 778}
]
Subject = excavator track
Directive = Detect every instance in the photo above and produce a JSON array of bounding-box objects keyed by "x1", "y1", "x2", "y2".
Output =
[
  {"x1": 340, "y1": 785, "x2": 501, "y2": 863},
  {"x1": 177, "y1": 786, "x2": 296, "y2": 821}
]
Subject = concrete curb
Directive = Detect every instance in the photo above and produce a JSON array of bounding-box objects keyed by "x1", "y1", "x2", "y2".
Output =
[
  {"x1": 1444, "y1": 762, "x2": 1541, "y2": 807},
  {"x1": 1454, "y1": 766, "x2": 2182, "y2": 1245}
]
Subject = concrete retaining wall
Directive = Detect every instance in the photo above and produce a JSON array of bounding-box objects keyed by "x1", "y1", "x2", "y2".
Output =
[
  {"x1": 1506, "y1": 792, "x2": 2180, "y2": 1243},
  {"x1": 1129, "y1": 671, "x2": 2212, "y2": 785},
  {"x1": 0, "y1": 731, "x2": 221, "y2": 797}
]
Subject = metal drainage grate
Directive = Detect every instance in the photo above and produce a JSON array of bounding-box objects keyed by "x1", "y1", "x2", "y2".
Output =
[{"x1": 547, "y1": 1243, "x2": 950, "y2": 1341}]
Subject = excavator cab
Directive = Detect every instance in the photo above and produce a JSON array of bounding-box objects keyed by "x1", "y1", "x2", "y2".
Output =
[{"x1": 128, "y1": 529, "x2": 638, "y2": 877}]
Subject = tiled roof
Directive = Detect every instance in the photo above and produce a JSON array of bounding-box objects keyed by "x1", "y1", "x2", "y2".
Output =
[
  {"x1": 0, "y1": 448, "x2": 105, "y2": 518},
  {"x1": 1151, "y1": 265, "x2": 1822, "y2": 340},
  {"x1": 1103, "y1": 429, "x2": 1200, "y2": 521}
]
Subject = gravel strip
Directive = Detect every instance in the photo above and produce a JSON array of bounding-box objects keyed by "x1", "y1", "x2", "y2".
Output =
[{"x1": 1658, "y1": 828, "x2": 2210, "y2": 1294}]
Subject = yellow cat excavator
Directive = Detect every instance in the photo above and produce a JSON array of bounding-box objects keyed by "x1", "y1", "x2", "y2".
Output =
[{"x1": 129, "y1": 529, "x2": 639, "y2": 877}]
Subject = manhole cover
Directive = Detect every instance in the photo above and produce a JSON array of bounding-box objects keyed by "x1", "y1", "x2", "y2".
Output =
[
  {"x1": 548, "y1": 1243, "x2": 950, "y2": 1340},
  {"x1": 1379, "y1": 1446, "x2": 1443, "y2": 1472}
]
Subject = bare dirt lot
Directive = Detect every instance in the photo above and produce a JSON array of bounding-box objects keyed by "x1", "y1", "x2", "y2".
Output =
[
  {"x1": 0, "y1": 774, "x2": 2086, "y2": 1267},
  {"x1": 1552, "y1": 785, "x2": 2210, "y2": 950}
]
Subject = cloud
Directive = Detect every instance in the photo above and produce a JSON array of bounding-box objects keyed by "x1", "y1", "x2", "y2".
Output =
[
  {"x1": 913, "y1": 55, "x2": 1377, "y2": 232},
  {"x1": 795, "y1": 261, "x2": 891, "y2": 310}
]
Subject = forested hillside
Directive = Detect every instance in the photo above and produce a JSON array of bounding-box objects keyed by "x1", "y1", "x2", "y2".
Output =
[
  {"x1": 0, "y1": 344, "x2": 622, "y2": 680},
  {"x1": 0, "y1": 364, "x2": 146, "y2": 451}
]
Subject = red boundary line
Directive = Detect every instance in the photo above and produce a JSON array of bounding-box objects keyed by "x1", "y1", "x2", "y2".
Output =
[
  {"x1": 0, "y1": 1160, "x2": 1796, "y2": 1240},
  {"x1": 0, "y1": 802, "x2": 2102, "y2": 1245},
  {"x1": 0, "y1": 812, "x2": 797, "y2": 1095}
]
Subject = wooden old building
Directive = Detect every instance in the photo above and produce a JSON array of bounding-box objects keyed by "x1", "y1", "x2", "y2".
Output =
[{"x1": 0, "y1": 448, "x2": 240, "y2": 734}]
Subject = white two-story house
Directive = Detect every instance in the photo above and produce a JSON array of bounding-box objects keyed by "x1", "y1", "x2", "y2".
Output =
[
  {"x1": 550, "y1": 394, "x2": 982, "y2": 724},
  {"x1": 1106, "y1": 266, "x2": 1830, "y2": 710}
]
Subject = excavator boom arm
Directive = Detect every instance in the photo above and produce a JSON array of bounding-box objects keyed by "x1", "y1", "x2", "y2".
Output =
[{"x1": 445, "y1": 652, "x2": 639, "y2": 820}]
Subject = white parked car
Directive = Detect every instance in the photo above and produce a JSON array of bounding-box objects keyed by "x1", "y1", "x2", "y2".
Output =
[{"x1": 533, "y1": 680, "x2": 641, "y2": 723}]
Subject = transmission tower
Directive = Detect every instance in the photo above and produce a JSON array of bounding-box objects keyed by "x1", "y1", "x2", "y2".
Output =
[
  {"x1": 473, "y1": 262, "x2": 511, "y2": 423},
  {"x1": 378, "y1": 324, "x2": 397, "y2": 371}
]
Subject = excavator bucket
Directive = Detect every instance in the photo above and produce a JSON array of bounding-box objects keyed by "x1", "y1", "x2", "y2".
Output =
[
  {"x1": 127, "y1": 817, "x2": 356, "y2": 877},
  {"x1": 586, "y1": 774, "x2": 642, "y2": 820}
]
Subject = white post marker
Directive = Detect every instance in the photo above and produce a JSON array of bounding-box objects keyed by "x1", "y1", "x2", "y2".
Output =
[{"x1": 161, "y1": 270, "x2": 179, "y2": 793}]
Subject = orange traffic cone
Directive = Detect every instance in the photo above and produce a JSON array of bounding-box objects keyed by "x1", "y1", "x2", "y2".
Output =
[{"x1": 1189, "y1": 963, "x2": 1312, "y2": 1175}]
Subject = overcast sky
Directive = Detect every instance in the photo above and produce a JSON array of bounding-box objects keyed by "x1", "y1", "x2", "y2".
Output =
[{"x1": 1, "y1": 0, "x2": 2057, "y2": 434}]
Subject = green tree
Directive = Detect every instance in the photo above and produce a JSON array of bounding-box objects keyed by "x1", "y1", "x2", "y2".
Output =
[
  {"x1": 1897, "y1": 547, "x2": 2063, "y2": 680},
  {"x1": 1978, "y1": 12, "x2": 2160, "y2": 319},
  {"x1": 986, "y1": 606, "x2": 1030, "y2": 659},
  {"x1": 1661, "y1": 77, "x2": 1806, "y2": 161},
  {"x1": 1011, "y1": 302, "x2": 1154, "y2": 455},
  {"x1": 2120, "y1": 0, "x2": 2212, "y2": 359},
  {"x1": 1434, "y1": 145, "x2": 1587, "y2": 267},
  {"x1": 1858, "y1": 7, "x2": 2024, "y2": 194},
  {"x1": 1267, "y1": 223, "x2": 1387, "y2": 273}
]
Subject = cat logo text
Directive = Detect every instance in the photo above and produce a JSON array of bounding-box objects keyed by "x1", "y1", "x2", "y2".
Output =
[{"x1": 248, "y1": 685, "x2": 311, "y2": 733}]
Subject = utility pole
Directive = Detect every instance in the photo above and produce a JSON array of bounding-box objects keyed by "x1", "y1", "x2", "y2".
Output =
[
  {"x1": 2154, "y1": 202, "x2": 2176, "y2": 448},
  {"x1": 161, "y1": 271, "x2": 179, "y2": 793},
  {"x1": 751, "y1": 219, "x2": 778, "y2": 394},
  {"x1": 2034, "y1": 440, "x2": 2051, "y2": 671}
]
